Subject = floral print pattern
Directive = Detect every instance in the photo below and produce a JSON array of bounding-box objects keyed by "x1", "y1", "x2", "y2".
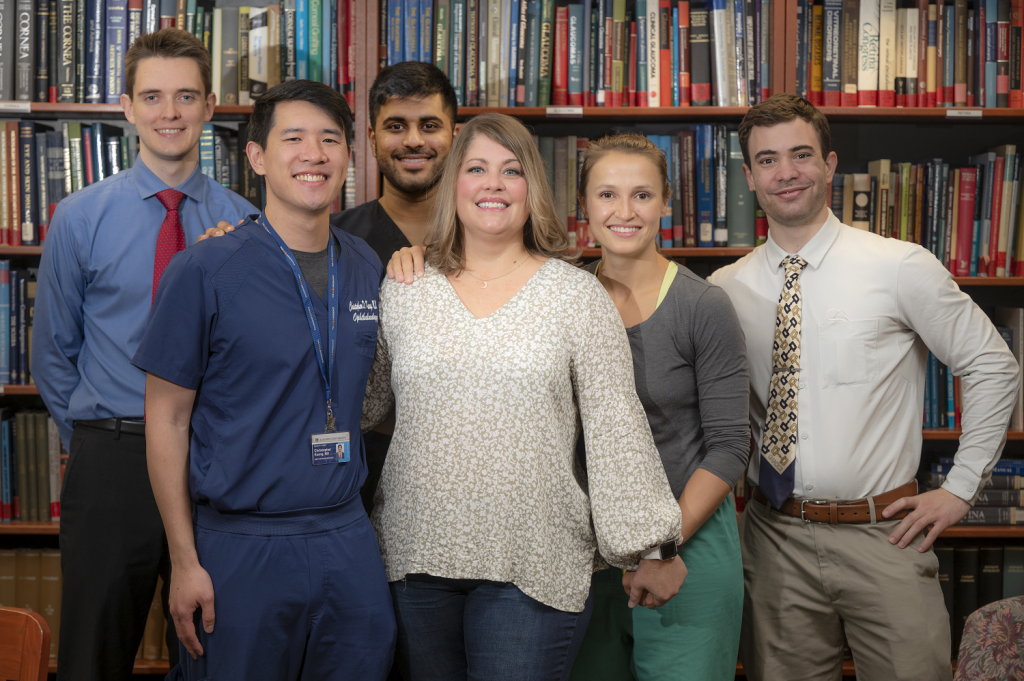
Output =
[
  {"x1": 956, "y1": 596, "x2": 1024, "y2": 680},
  {"x1": 361, "y1": 259, "x2": 682, "y2": 613}
]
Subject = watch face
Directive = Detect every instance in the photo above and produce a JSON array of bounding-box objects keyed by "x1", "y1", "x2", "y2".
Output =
[{"x1": 660, "y1": 541, "x2": 678, "y2": 559}]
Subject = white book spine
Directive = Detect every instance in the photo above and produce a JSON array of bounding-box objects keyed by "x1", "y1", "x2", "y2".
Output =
[
  {"x1": 647, "y1": 4, "x2": 660, "y2": 106},
  {"x1": 895, "y1": 7, "x2": 906, "y2": 104},
  {"x1": 905, "y1": 4, "x2": 919, "y2": 96},
  {"x1": 498, "y1": 0, "x2": 511, "y2": 106},
  {"x1": 857, "y1": 0, "x2": 880, "y2": 106},
  {"x1": 213, "y1": 8, "x2": 223, "y2": 103},
  {"x1": 878, "y1": 0, "x2": 897, "y2": 105}
]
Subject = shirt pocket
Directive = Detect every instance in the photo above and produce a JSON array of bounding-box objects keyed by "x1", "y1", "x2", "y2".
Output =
[
  {"x1": 355, "y1": 331, "x2": 378, "y2": 358},
  {"x1": 818, "y1": 319, "x2": 880, "y2": 388}
]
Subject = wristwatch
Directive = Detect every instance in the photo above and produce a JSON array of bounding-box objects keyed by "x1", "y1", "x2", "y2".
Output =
[{"x1": 641, "y1": 539, "x2": 682, "y2": 561}]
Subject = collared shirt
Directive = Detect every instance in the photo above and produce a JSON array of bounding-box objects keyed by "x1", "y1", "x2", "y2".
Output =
[
  {"x1": 132, "y1": 217, "x2": 383, "y2": 513},
  {"x1": 709, "y1": 210, "x2": 1020, "y2": 503},
  {"x1": 33, "y1": 155, "x2": 258, "y2": 448},
  {"x1": 330, "y1": 199, "x2": 411, "y2": 267}
]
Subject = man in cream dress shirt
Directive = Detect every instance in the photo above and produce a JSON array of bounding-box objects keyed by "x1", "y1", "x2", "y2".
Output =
[{"x1": 709, "y1": 94, "x2": 1020, "y2": 681}]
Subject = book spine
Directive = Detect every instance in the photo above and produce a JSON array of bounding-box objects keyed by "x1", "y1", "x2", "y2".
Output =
[
  {"x1": 710, "y1": 0, "x2": 730, "y2": 105},
  {"x1": 679, "y1": 1, "x2": 690, "y2": 105},
  {"x1": 249, "y1": 8, "x2": 267, "y2": 100},
  {"x1": 879, "y1": 0, "x2": 896, "y2": 105},
  {"x1": 15, "y1": 0, "x2": 35, "y2": 100},
  {"x1": 488, "y1": 0, "x2": 500, "y2": 106},
  {"x1": 466, "y1": 0, "x2": 477, "y2": 104},
  {"x1": 553, "y1": 3, "x2": 569, "y2": 104},
  {"x1": 696, "y1": 124, "x2": 713, "y2": 245},
  {"x1": 569, "y1": 2, "x2": 585, "y2": 103},
  {"x1": 660, "y1": 0, "x2": 673, "y2": 104},
  {"x1": 307, "y1": 0, "x2": 319, "y2": 82},
  {"x1": 84, "y1": 0, "x2": 102, "y2": 102},
  {"x1": 986, "y1": 0, "x2": 997, "y2": 105},
  {"x1": 610, "y1": 0, "x2": 623, "y2": 105},
  {"x1": 997, "y1": 0, "x2": 1009, "y2": 105},
  {"x1": 36, "y1": 0, "x2": 49, "y2": 101},
  {"x1": 421, "y1": 0, "x2": 433, "y2": 63},
  {"x1": 858, "y1": 0, "x2": 880, "y2": 106},
  {"x1": 295, "y1": 0, "x2": 307, "y2": 79},
  {"x1": 926, "y1": 2, "x2": 936, "y2": 105},
  {"x1": 953, "y1": 0, "x2": 966, "y2": 103},
  {"x1": 823, "y1": 0, "x2": 841, "y2": 104},
  {"x1": 713, "y1": 123, "x2": 727, "y2": 245},
  {"x1": 726, "y1": 131, "x2": 755, "y2": 245},
  {"x1": 0, "y1": 264, "x2": 8, "y2": 388},
  {"x1": 811, "y1": 1, "x2": 824, "y2": 104},
  {"x1": 35, "y1": 133, "x2": 47, "y2": 238},
  {"x1": 680, "y1": 130, "x2": 696, "y2": 246},
  {"x1": 940, "y1": 3, "x2": 951, "y2": 104},
  {"x1": 238, "y1": 7, "x2": 250, "y2": 103},
  {"x1": 689, "y1": 1, "x2": 711, "y2": 103},
  {"x1": 538, "y1": 0, "x2": 554, "y2": 104},
  {"x1": 105, "y1": 0, "x2": 127, "y2": 103},
  {"x1": 1011, "y1": 0, "x2": 1022, "y2": 106},
  {"x1": 18, "y1": 124, "x2": 35, "y2": 246},
  {"x1": 671, "y1": 4, "x2": 680, "y2": 104},
  {"x1": 841, "y1": 0, "x2": 861, "y2": 105},
  {"x1": 906, "y1": 0, "x2": 919, "y2": 104}
]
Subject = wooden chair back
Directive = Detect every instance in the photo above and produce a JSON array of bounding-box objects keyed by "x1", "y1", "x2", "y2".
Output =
[{"x1": 0, "y1": 607, "x2": 50, "y2": 681}]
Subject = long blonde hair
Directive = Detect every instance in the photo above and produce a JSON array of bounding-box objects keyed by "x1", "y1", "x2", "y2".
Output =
[{"x1": 425, "y1": 113, "x2": 576, "y2": 274}]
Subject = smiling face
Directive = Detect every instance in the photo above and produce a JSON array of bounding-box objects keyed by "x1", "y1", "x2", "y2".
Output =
[
  {"x1": 455, "y1": 135, "x2": 530, "y2": 241},
  {"x1": 742, "y1": 117, "x2": 837, "y2": 229},
  {"x1": 370, "y1": 94, "x2": 455, "y2": 195},
  {"x1": 121, "y1": 56, "x2": 215, "y2": 166},
  {"x1": 247, "y1": 99, "x2": 350, "y2": 219},
  {"x1": 582, "y1": 151, "x2": 669, "y2": 258}
]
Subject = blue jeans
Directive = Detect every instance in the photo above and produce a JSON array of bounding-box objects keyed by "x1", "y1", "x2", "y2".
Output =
[{"x1": 390, "y1": 573, "x2": 595, "y2": 681}]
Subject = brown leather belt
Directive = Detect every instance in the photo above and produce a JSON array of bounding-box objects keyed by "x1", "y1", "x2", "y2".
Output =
[{"x1": 752, "y1": 480, "x2": 918, "y2": 524}]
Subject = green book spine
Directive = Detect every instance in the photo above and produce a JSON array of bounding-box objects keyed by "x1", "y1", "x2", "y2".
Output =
[
  {"x1": 14, "y1": 413, "x2": 29, "y2": 520},
  {"x1": 726, "y1": 132, "x2": 755, "y2": 246},
  {"x1": 199, "y1": 123, "x2": 215, "y2": 180},
  {"x1": 525, "y1": 0, "x2": 540, "y2": 106},
  {"x1": 185, "y1": 0, "x2": 195, "y2": 32},
  {"x1": 308, "y1": 0, "x2": 321, "y2": 82},
  {"x1": 935, "y1": 546, "x2": 955, "y2": 657},
  {"x1": 1003, "y1": 546, "x2": 1024, "y2": 599},
  {"x1": 220, "y1": 7, "x2": 240, "y2": 104},
  {"x1": 435, "y1": 0, "x2": 449, "y2": 73},
  {"x1": 57, "y1": 0, "x2": 76, "y2": 102},
  {"x1": 33, "y1": 414, "x2": 48, "y2": 522},
  {"x1": 537, "y1": 0, "x2": 554, "y2": 105},
  {"x1": 67, "y1": 123, "x2": 83, "y2": 194},
  {"x1": 20, "y1": 412, "x2": 36, "y2": 521}
]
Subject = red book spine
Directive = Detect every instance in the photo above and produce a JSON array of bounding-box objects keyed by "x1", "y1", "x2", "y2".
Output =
[
  {"x1": 159, "y1": 16, "x2": 174, "y2": 28},
  {"x1": 338, "y1": 0, "x2": 348, "y2": 100},
  {"x1": 82, "y1": 132, "x2": 95, "y2": 187},
  {"x1": 954, "y1": 167, "x2": 977, "y2": 276},
  {"x1": 841, "y1": 91, "x2": 858, "y2": 106},
  {"x1": 1012, "y1": 0, "x2": 1023, "y2": 107},
  {"x1": 553, "y1": 6, "x2": 569, "y2": 105},
  {"x1": 918, "y1": 0, "x2": 930, "y2": 106},
  {"x1": 998, "y1": 8, "x2": 1011, "y2": 101},
  {"x1": 953, "y1": 375, "x2": 962, "y2": 427},
  {"x1": 347, "y1": 0, "x2": 356, "y2": 105},
  {"x1": 678, "y1": 1, "x2": 690, "y2": 105},
  {"x1": 987, "y1": 156, "x2": 1004, "y2": 276},
  {"x1": 659, "y1": 0, "x2": 672, "y2": 107},
  {"x1": 629, "y1": 20, "x2": 638, "y2": 104},
  {"x1": 7, "y1": 125, "x2": 20, "y2": 247}
]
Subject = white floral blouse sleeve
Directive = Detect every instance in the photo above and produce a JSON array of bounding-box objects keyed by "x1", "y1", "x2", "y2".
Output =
[{"x1": 569, "y1": 274, "x2": 683, "y2": 569}]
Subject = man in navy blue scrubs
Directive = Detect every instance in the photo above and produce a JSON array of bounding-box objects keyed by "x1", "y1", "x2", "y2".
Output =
[{"x1": 132, "y1": 80, "x2": 395, "y2": 680}]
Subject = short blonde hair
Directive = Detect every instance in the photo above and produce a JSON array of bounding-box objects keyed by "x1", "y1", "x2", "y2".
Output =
[{"x1": 426, "y1": 113, "x2": 576, "y2": 274}]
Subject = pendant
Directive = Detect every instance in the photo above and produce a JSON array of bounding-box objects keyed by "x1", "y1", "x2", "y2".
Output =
[{"x1": 481, "y1": 281, "x2": 488, "y2": 289}]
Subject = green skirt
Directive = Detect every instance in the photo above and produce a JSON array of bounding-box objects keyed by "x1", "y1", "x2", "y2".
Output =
[{"x1": 568, "y1": 496, "x2": 743, "y2": 681}]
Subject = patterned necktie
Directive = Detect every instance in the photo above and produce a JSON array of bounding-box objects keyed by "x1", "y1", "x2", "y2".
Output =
[
  {"x1": 759, "y1": 254, "x2": 809, "y2": 509},
  {"x1": 153, "y1": 188, "x2": 186, "y2": 303}
]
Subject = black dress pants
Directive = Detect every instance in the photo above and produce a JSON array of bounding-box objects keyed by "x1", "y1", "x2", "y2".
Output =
[{"x1": 57, "y1": 422, "x2": 177, "y2": 681}]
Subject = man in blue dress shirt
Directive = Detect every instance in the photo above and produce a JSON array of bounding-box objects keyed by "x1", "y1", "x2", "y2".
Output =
[
  {"x1": 133, "y1": 80, "x2": 394, "y2": 680},
  {"x1": 32, "y1": 29, "x2": 258, "y2": 681}
]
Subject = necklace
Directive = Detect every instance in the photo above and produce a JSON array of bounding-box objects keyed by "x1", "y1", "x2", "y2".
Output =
[{"x1": 462, "y1": 255, "x2": 530, "y2": 289}]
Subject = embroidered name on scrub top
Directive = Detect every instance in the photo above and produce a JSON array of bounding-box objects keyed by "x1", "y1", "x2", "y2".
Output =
[{"x1": 258, "y1": 213, "x2": 350, "y2": 465}]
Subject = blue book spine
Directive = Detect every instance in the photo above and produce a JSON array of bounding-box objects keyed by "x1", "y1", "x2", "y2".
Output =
[
  {"x1": 946, "y1": 363, "x2": 956, "y2": 428},
  {"x1": 104, "y1": 0, "x2": 128, "y2": 103},
  {"x1": 971, "y1": 217, "x2": 980, "y2": 276},
  {"x1": 943, "y1": 5, "x2": 954, "y2": 106},
  {"x1": 655, "y1": 135, "x2": 673, "y2": 247},
  {"x1": 296, "y1": 0, "x2": 308, "y2": 79},
  {"x1": 85, "y1": 0, "x2": 105, "y2": 103},
  {"x1": 404, "y1": 0, "x2": 418, "y2": 63},
  {"x1": 16, "y1": 275, "x2": 25, "y2": 385},
  {"x1": 388, "y1": 0, "x2": 403, "y2": 65},
  {"x1": 510, "y1": 0, "x2": 521, "y2": 104},
  {"x1": 985, "y1": 0, "x2": 996, "y2": 107},
  {"x1": 637, "y1": 0, "x2": 647, "y2": 98},
  {"x1": 1, "y1": 419, "x2": 9, "y2": 520},
  {"x1": 420, "y1": 0, "x2": 432, "y2": 62},
  {"x1": 199, "y1": 123, "x2": 216, "y2": 179},
  {"x1": 696, "y1": 124, "x2": 714, "y2": 247},
  {"x1": 934, "y1": 461, "x2": 1024, "y2": 474},
  {"x1": 822, "y1": 0, "x2": 841, "y2": 100},
  {"x1": 323, "y1": 0, "x2": 332, "y2": 85},
  {"x1": 0, "y1": 262, "x2": 8, "y2": 386},
  {"x1": 568, "y1": 1, "x2": 583, "y2": 102},
  {"x1": 671, "y1": 6, "x2": 679, "y2": 106},
  {"x1": 795, "y1": 0, "x2": 807, "y2": 99}
]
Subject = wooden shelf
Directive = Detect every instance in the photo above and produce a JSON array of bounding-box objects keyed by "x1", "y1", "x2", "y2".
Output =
[
  {"x1": 924, "y1": 429, "x2": 1024, "y2": 440},
  {"x1": 48, "y1": 659, "x2": 170, "y2": 674},
  {"x1": 940, "y1": 525, "x2": 1024, "y2": 538},
  {"x1": 953, "y1": 276, "x2": 1024, "y2": 286},
  {"x1": 455, "y1": 105, "x2": 1024, "y2": 123},
  {"x1": 0, "y1": 521, "x2": 59, "y2": 534},
  {"x1": 0, "y1": 102, "x2": 254, "y2": 116},
  {"x1": 0, "y1": 246, "x2": 44, "y2": 256},
  {"x1": 1, "y1": 385, "x2": 39, "y2": 396}
]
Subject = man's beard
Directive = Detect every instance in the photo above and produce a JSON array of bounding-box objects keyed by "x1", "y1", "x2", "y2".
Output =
[{"x1": 378, "y1": 148, "x2": 441, "y2": 195}]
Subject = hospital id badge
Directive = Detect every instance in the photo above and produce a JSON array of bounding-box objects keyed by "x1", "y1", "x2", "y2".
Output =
[{"x1": 311, "y1": 431, "x2": 350, "y2": 465}]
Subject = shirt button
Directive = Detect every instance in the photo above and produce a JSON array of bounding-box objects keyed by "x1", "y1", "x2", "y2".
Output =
[
  {"x1": 968, "y1": 485, "x2": 974, "y2": 492},
  {"x1": 801, "y1": 433, "x2": 809, "y2": 440},
  {"x1": 805, "y1": 485, "x2": 813, "y2": 491},
  {"x1": 799, "y1": 381, "x2": 806, "y2": 389}
]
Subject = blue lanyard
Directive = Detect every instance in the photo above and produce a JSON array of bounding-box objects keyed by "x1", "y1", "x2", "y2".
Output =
[{"x1": 258, "y1": 213, "x2": 339, "y2": 431}]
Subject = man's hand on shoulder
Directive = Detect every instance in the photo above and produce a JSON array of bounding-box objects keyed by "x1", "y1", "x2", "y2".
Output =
[
  {"x1": 196, "y1": 219, "x2": 244, "y2": 243},
  {"x1": 622, "y1": 555, "x2": 687, "y2": 609},
  {"x1": 170, "y1": 560, "x2": 216, "y2": 659},
  {"x1": 387, "y1": 246, "x2": 426, "y2": 284},
  {"x1": 883, "y1": 487, "x2": 972, "y2": 552}
]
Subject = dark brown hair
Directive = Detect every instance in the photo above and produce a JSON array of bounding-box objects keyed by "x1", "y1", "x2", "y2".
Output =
[
  {"x1": 368, "y1": 61, "x2": 458, "y2": 130},
  {"x1": 247, "y1": 79, "x2": 354, "y2": 151},
  {"x1": 738, "y1": 93, "x2": 832, "y2": 167},
  {"x1": 125, "y1": 28, "x2": 212, "y2": 99},
  {"x1": 576, "y1": 133, "x2": 671, "y2": 207}
]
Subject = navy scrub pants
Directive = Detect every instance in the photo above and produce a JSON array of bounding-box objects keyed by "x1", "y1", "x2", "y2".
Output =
[{"x1": 167, "y1": 498, "x2": 396, "y2": 681}]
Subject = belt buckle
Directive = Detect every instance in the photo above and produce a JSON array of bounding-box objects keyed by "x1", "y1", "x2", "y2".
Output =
[{"x1": 800, "y1": 499, "x2": 831, "y2": 524}]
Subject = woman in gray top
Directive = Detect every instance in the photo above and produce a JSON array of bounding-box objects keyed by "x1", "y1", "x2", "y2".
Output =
[{"x1": 567, "y1": 133, "x2": 751, "y2": 681}]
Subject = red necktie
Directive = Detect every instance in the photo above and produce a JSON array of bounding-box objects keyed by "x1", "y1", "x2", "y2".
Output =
[{"x1": 153, "y1": 188, "x2": 186, "y2": 303}]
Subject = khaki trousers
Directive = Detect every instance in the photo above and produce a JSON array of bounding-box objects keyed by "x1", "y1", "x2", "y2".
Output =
[{"x1": 739, "y1": 496, "x2": 952, "y2": 681}]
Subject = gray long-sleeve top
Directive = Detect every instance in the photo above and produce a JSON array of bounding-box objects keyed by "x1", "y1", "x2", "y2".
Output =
[{"x1": 587, "y1": 262, "x2": 752, "y2": 498}]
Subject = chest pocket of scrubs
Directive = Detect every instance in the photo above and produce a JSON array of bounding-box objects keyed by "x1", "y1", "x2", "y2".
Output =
[
  {"x1": 355, "y1": 331, "x2": 378, "y2": 358},
  {"x1": 818, "y1": 318, "x2": 880, "y2": 388}
]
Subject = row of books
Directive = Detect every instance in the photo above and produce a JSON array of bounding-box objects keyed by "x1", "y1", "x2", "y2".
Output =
[
  {"x1": 539, "y1": 125, "x2": 765, "y2": 249},
  {"x1": 2, "y1": 266, "x2": 39, "y2": 387},
  {"x1": 0, "y1": 549, "x2": 61, "y2": 658},
  {"x1": 828, "y1": 147, "x2": 1024, "y2": 277},
  {"x1": 794, "y1": 0, "x2": 1024, "y2": 108},
  {"x1": 0, "y1": 0, "x2": 359, "y2": 104},
  {"x1": 937, "y1": 545, "x2": 1024, "y2": 654},
  {"x1": 918, "y1": 307, "x2": 1022, "y2": 432},
  {"x1": 388, "y1": 0, "x2": 771, "y2": 108},
  {"x1": 0, "y1": 410, "x2": 66, "y2": 522}
]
